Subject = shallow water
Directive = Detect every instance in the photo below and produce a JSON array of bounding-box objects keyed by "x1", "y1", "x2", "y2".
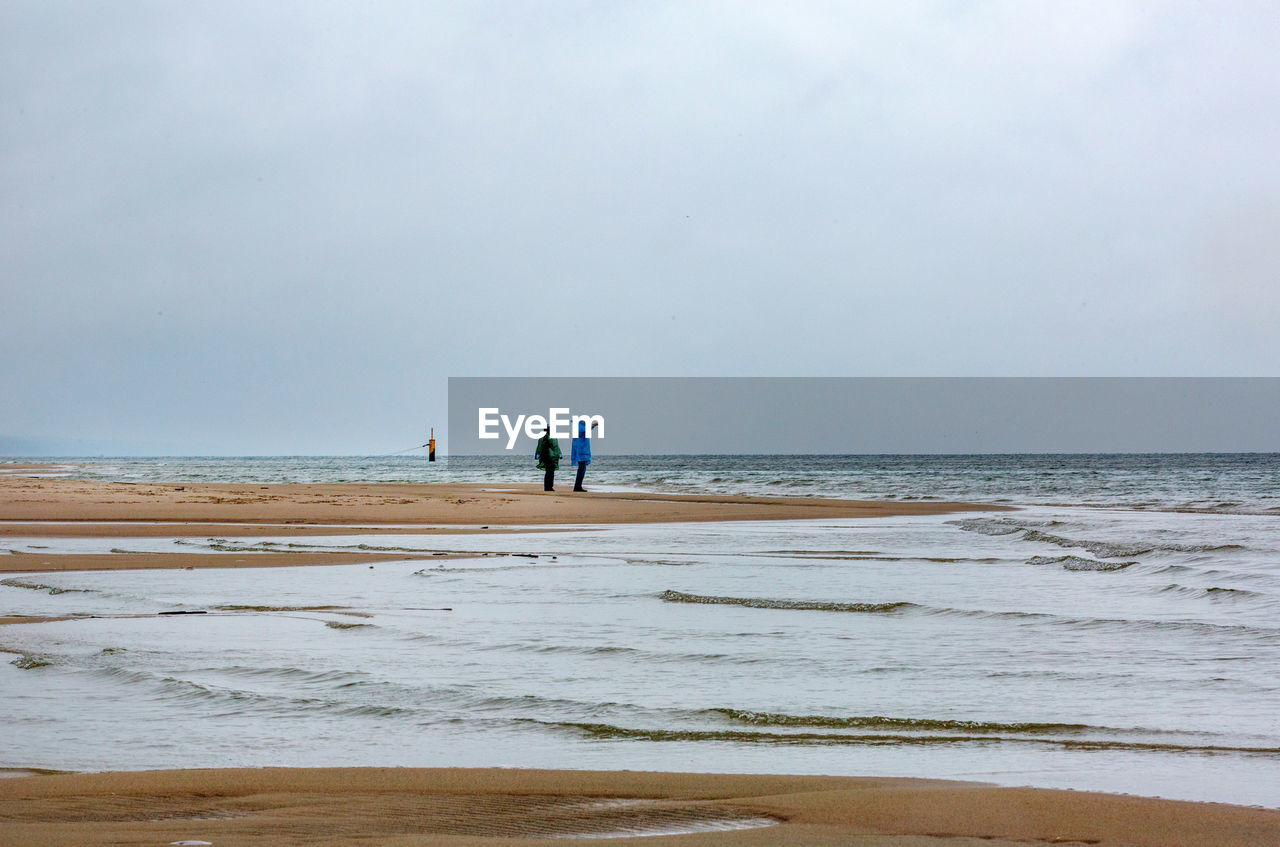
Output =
[{"x1": 3, "y1": 506, "x2": 1279, "y2": 807}]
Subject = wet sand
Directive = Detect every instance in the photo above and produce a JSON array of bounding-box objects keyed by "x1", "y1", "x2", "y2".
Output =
[
  {"x1": 0, "y1": 550, "x2": 471, "y2": 574},
  {"x1": 0, "y1": 767, "x2": 1275, "y2": 846},
  {"x1": 0, "y1": 464, "x2": 67, "y2": 474},
  {"x1": 0, "y1": 522, "x2": 565, "y2": 538},
  {"x1": 0, "y1": 472, "x2": 1006, "y2": 576},
  {"x1": 0, "y1": 472, "x2": 1010, "y2": 529},
  {"x1": 0, "y1": 615, "x2": 78, "y2": 627},
  {"x1": 0, "y1": 466, "x2": 1008, "y2": 578}
]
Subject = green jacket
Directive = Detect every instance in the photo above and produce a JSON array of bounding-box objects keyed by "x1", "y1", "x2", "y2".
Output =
[{"x1": 535, "y1": 434, "x2": 562, "y2": 470}]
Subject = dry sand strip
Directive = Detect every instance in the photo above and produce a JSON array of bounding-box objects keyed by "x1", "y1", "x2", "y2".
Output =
[
  {"x1": 0, "y1": 551, "x2": 470, "y2": 574},
  {"x1": 0, "y1": 767, "x2": 1276, "y2": 847},
  {"x1": 0, "y1": 523, "x2": 565, "y2": 538},
  {"x1": 0, "y1": 615, "x2": 78, "y2": 627},
  {"x1": 0, "y1": 474, "x2": 1011, "y2": 529}
]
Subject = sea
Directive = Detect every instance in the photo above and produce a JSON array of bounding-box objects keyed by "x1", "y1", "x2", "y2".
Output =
[{"x1": 2, "y1": 454, "x2": 1279, "y2": 807}]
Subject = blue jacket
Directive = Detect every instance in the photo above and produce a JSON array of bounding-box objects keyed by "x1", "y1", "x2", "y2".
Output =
[{"x1": 570, "y1": 421, "x2": 591, "y2": 465}]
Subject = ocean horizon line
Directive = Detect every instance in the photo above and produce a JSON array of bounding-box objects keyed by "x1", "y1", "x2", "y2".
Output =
[{"x1": 7, "y1": 450, "x2": 1280, "y2": 460}]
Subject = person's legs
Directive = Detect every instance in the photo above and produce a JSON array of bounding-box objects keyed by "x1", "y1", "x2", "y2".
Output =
[
  {"x1": 574, "y1": 461, "x2": 587, "y2": 491},
  {"x1": 544, "y1": 467, "x2": 555, "y2": 491}
]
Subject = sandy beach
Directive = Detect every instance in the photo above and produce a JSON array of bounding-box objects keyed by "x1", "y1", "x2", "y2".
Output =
[
  {"x1": 2, "y1": 766, "x2": 1278, "y2": 846},
  {"x1": 0, "y1": 469, "x2": 1008, "y2": 546},
  {"x1": 3, "y1": 466, "x2": 1277, "y2": 844},
  {"x1": 0, "y1": 470, "x2": 1010, "y2": 576},
  {"x1": 0, "y1": 472, "x2": 1008, "y2": 525},
  {"x1": 0, "y1": 470, "x2": 1009, "y2": 577}
]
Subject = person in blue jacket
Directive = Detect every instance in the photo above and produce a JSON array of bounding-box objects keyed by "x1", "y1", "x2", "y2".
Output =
[{"x1": 570, "y1": 420, "x2": 596, "y2": 492}]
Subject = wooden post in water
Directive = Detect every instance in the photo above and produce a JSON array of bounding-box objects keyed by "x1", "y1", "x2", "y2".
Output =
[{"x1": 428, "y1": 428, "x2": 436, "y2": 462}]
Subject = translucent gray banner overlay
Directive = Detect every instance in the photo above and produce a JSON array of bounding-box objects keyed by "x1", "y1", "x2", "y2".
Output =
[{"x1": 446, "y1": 377, "x2": 1280, "y2": 456}]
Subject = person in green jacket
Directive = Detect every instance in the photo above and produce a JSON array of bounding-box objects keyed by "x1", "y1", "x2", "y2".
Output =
[{"x1": 534, "y1": 428, "x2": 562, "y2": 491}]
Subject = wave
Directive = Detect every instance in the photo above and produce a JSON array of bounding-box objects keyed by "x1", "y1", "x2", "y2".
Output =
[
  {"x1": 949, "y1": 518, "x2": 1247, "y2": 559},
  {"x1": 659, "y1": 590, "x2": 914, "y2": 614},
  {"x1": 661, "y1": 590, "x2": 1278, "y2": 636},
  {"x1": 614, "y1": 558, "x2": 698, "y2": 568},
  {"x1": 465, "y1": 638, "x2": 769, "y2": 666},
  {"x1": 708, "y1": 708, "x2": 1119, "y2": 735},
  {"x1": 1148, "y1": 564, "x2": 1271, "y2": 586},
  {"x1": 86, "y1": 664, "x2": 420, "y2": 719},
  {"x1": 542, "y1": 720, "x2": 1280, "y2": 756},
  {"x1": 1027, "y1": 555, "x2": 1135, "y2": 571},
  {"x1": 10, "y1": 653, "x2": 54, "y2": 670},
  {"x1": 1019, "y1": 529, "x2": 1156, "y2": 559},
  {"x1": 179, "y1": 538, "x2": 453, "y2": 555},
  {"x1": 82, "y1": 663, "x2": 606, "y2": 723},
  {"x1": 1206, "y1": 586, "x2": 1265, "y2": 598},
  {"x1": 83, "y1": 666, "x2": 764, "y2": 728},
  {"x1": 771, "y1": 551, "x2": 1001, "y2": 564},
  {"x1": 413, "y1": 560, "x2": 601, "y2": 576},
  {"x1": 922, "y1": 606, "x2": 1279, "y2": 637},
  {"x1": 948, "y1": 517, "x2": 1033, "y2": 536},
  {"x1": 1159, "y1": 584, "x2": 1267, "y2": 602},
  {"x1": 207, "y1": 665, "x2": 374, "y2": 687},
  {"x1": 0, "y1": 578, "x2": 92, "y2": 595},
  {"x1": 763, "y1": 549, "x2": 882, "y2": 556}
]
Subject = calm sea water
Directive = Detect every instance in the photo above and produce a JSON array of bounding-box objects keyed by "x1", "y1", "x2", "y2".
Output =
[{"x1": 2, "y1": 455, "x2": 1279, "y2": 806}]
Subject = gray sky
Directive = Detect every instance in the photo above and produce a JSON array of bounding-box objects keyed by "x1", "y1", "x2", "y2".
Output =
[{"x1": 3, "y1": 2, "x2": 1279, "y2": 454}]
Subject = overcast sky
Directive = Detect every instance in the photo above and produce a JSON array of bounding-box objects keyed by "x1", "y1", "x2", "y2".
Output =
[{"x1": 3, "y1": 2, "x2": 1279, "y2": 454}]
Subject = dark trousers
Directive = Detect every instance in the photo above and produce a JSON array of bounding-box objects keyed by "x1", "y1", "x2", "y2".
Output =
[
  {"x1": 543, "y1": 467, "x2": 555, "y2": 491},
  {"x1": 574, "y1": 461, "x2": 587, "y2": 491}
]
